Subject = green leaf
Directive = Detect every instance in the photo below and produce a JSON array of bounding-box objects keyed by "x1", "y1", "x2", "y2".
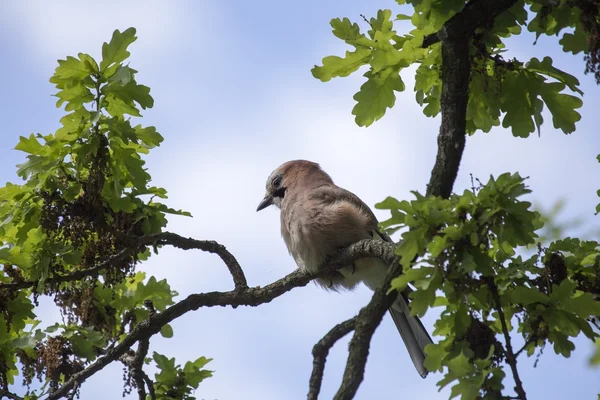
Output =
[
  {"x1": 103, "y1": 81, "x2": 154, "y2": 110},
  {"x1": 55, "y1": 81, "x2": 94, "y2": 111},
  {"x1": 424, "y1": 343, "x2": 446, "y2": 372},
  {"x1": 160, "y1": 324, "x2": 174, "y2": 338},
  {"x1": 107, "y1": 65, "x2": 136, "y2": 86},
  {"x1": 549, "y1": 279, "x2": 578, "y2": 304},
  {"x1": 562, "y1": 292, "x2": 600, "y2": 318},
  {"x1": 153, "y1": 352, "x2": 175, "y2": 371},
  {"x1": 183, "y1": 357, "x2": 213, "y2": 387},
  {"x1": 134, "y1": 125, "x2": 164, "y2": 148},
  {"x1": 16, "y1": 155, "x2": 51, "y2": 180},
  {"x1": 368, "y1": 9, "x2": 394, "y2": 38},
  {"x1": 390, "y1": 267, "x2": 430, "y2": 292},
  {"x1": 510, "y1": 286, "x2": 549, "y2": 305},
  {"x1": 100, "y1": 28, "x2": 137, "y2": 73},
  {"x1": 15, "y1": 134, "x2": 45, "y2": 155},
  {"x1": 312, "y1": 49, "x2": 372, "y2": 82},
  {"x1": 352, "y1": 67, "x2": 404, "y2": 127},
  {"x1": 54, "y1": 55, "x2": 92, "y2": 80},
  {"x1": 581, "y1": 253, "x2": 600, "y2": 266},
  {"x1": 526, "y1": 57, "x2": 582, "y2": 95},
  {"x1": 500, "y1": 71, "x2": 535, "y2": 137},
  {"x1": 590, "y1": 339, "x2": 600, "y2": 365},
  {"x1": 375, "y1": 196, "x2": 409, "y2": 210},
  {"x1": 396, "y1": 227, "x2": 427, "y2": 268},
  {"x1": 560, "y1": 29, "x2": 588, "y2": 54},
  {"x1": 549, "y1": 331, "x2": 575, "y2": 357},
  {"x1": 70, "y1": 334, "x2": 97, "y2": 359},
  {"x1": 539, "y1": 82, "x2": 582, "y2": 134},
  {"x1": 330, "y1": 17, "x2": 362, "y2": 42}
]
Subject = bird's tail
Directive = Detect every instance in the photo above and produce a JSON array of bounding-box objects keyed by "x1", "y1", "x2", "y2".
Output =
[{"x1": 388, "y1": 292, "x2": 433, "y2": 378}]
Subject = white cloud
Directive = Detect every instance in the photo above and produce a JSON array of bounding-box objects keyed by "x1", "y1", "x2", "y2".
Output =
[{"x1": 1, "y1": 0, "x2": 204, "y2": 66}]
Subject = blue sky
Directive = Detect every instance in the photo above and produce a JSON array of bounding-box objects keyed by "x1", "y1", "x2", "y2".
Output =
[{"x1": 1, "y1": 1, "x2": 599, "y2": 399}]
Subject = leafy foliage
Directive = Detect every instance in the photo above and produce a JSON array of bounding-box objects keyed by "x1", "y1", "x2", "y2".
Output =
[
  {"x1": 1, "y1": 0, "x2": 599, "y2": 398},
  {"x1": 376, "y1": 174, "x2": 600, "y2": 398},
  {"x1": 315, "y1": 3, "x2": 600, "y2": 396},
  {"x1": 311, "y1": 0, "x2": 599, "y2": 135},
  {"x1": 0, "y1": 28, "x2": 206, "y2": 399},
  {"x1": 152, "y1": 352, "x2": 213, "y2": 400}
]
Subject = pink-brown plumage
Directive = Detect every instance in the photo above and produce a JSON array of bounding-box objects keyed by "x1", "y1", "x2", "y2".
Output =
[{"x1": 257, "y1": 160, "x2": 433, "y2": 378}]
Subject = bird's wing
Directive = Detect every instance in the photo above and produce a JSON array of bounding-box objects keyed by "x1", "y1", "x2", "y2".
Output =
[{"x1": 309, "y1": 184, "x2": 383, "y2": 236}]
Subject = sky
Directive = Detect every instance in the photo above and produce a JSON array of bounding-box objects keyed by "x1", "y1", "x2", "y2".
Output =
[{"x1": 1, "y1": 1, "x2": 599, "y2": 399}]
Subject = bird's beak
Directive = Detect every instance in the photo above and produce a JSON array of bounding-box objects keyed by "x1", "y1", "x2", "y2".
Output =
[{"x1": 256, "y1": 193, "x2": 273, "y2": 211}]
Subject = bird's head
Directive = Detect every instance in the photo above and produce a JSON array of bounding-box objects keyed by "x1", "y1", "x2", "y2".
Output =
[{"x1": 256, "y1": 160, "x2": 333, "y2": 211}]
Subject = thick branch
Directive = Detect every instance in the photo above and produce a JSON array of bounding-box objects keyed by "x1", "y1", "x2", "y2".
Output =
[
  {"x1": 426, "y1": 27, "x2": 470, "y2": 198},
  {"x1": 424, "y1": 0, "x2": 519, "y2": 198},
  {"x1": 6, "y1": 233, "x2": 394, "y2": 294},
  {"x1": 490, "y1": 282, "x2": 527, "y2": 400},
  {"x1": 422, "y1": 0, "x2": 519, "y2": 48},
  {"x1": 44, "y1": 238, "x2": 395, "y2": 400},
  {"x1": 308, "y1": 317, "x2": 357, "y2": 400},
  {"x1": 120, "y1": 337, "x2": 153, "y2": 400},
  {"x1": 334, "y1": 261, "x2": 401, "y2": 400}
]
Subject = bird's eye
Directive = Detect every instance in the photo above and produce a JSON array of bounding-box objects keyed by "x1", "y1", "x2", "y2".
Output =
[{"x1": 272, "y1": 175, "x2": 282, "y2": 188}]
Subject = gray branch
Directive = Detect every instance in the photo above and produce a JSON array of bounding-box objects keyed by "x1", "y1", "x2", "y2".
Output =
[{"x1": 44, "y1": 236, "x2": 395, "y2": 400}]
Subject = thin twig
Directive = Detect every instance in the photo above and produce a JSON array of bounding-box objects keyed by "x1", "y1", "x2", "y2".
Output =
[
  {"x1": 1, "y1": 391, "x2": 25, "y2": 400},
  {"x1": 141, "y1": 370, "x2": 156, "y2": 400},
  {"x1": 514, "y1": 339, "x2": 535, "y2": 358},
  {"x1": 308, "y1": 317, "x2": 357, "y2": 400},
  {"x1": 0, "y1": 232, "x2": 249, "y2": 291},
  {"x1": 489, "y1": 282, "x2": 527, "y2": 400}
]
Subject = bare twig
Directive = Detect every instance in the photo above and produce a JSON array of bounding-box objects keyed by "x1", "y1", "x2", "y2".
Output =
[
  {"x1": 490, "y1": 282, "x2": 527, "y2": 400},
  {"x1": 308, "y1": 317, "x2": 357, "y2": 400},
  {"x1": 514, "y1": 339, "x2": 535, "y2": 358},
  {"x1": 153, "y1": 232, "x2": 248, "y2": 290},
  {"x1": 0, "y1": 232, "x2": 249, "y2": 292}
]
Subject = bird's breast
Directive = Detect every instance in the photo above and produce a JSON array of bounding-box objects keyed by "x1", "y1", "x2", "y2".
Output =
[{"x1": 281, "y1": 207, "x2": 326, "y2": 274}]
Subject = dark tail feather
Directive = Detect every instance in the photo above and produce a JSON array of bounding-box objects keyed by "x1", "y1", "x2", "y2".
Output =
[{"x1": 388, "y1": 295, "x2": 433, "y2": 378}]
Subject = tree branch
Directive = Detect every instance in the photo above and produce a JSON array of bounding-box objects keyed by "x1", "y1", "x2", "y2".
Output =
[
  {"x1": 490, "y1": 282, "x2": 527, "y2": 400},
  {"x1": 422, "y1": 0, "x2": 519, "y2": 49},
  {"x1": 308, "y1": 317, "x2": 357, "y2": 400},
  {"x1": 43, "y1": 237, "x2": 396, "y2": 400},
  {"x1": 0, "y1": 391, "x2": 25, "y2": 400},
  {"x1": 0, "y1": 232, "x2": 248, "y2": 291},
  {"x1": 120, "y1": 338, "x2": 153, "y2": 400},
  {"x1": 334, "y1": 261, "x2": 401, "y2": 400},
  {"x1": 423, "y1": 0, "x2": 519, "y2": 198},
  {"x1": 322, "y1": 1, "x2": 525, "y2": 396}
]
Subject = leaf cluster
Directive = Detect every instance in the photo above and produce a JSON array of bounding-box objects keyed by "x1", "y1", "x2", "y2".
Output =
[
  {"x1": 376, "y1": 173, "x2": 600, "y2": 399},
  {"x1": 0, "y1": 28, "x2": 206, "y2": 399},
  {"x1": 312, "y1": 0, "x2": 595, "y2": 136}
]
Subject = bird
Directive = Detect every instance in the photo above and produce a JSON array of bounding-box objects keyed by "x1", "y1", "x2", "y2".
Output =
[{"x1": 256, "y1": 159, "x2": 433, "y2": 378}]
